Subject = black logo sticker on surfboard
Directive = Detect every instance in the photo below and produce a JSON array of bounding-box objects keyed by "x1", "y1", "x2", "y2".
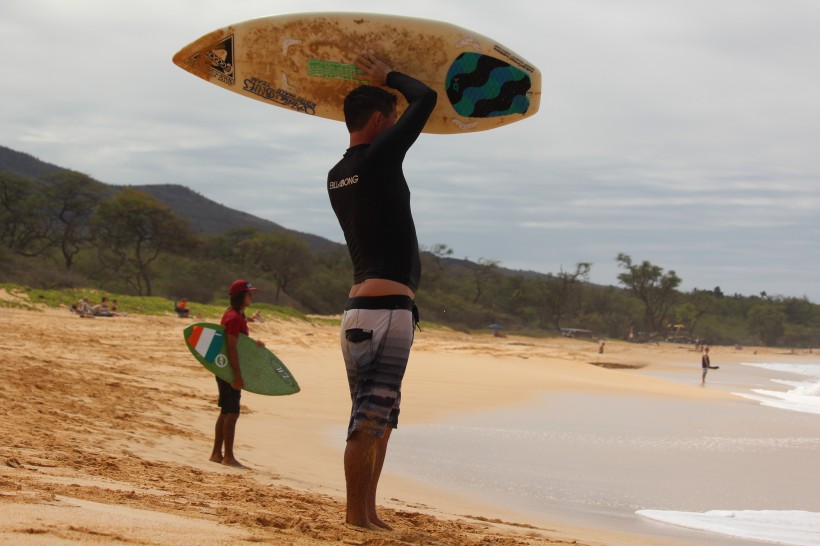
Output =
[
  {"x1": 446, "y1": 53, "x2": 531, "y2": 118},
  {"x1": 186, "y1": 35, "x2": 236, "y2": 86},
  {"x1": 242, "y1": 77, "x2": 317, "y2": 115}
]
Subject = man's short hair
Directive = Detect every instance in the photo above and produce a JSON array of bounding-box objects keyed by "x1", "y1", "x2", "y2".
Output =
[{"x1": 343, "y1": 85, "x2": 397, "y2": 132}]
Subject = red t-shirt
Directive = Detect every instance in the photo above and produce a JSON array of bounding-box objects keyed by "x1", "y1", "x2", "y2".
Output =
[{"x1": 221, "y1": 308, "x2": 249, "y2": 337}]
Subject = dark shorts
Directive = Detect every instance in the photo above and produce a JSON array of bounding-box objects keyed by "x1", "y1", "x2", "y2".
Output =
[
  {"x1": 216, "y1": 376, "x2": 241, "y2": 415},
  {"x1": 341, "y1": 296, "x2": 416, "y2": 439}
]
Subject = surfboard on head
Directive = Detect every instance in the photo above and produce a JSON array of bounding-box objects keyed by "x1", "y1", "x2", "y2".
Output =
[
  {"x1": 183, "y1": 323, "x2": 299, "y2": 396},
  {"x1": 172, "y1": 12, "x2": 541, "y2": 134}
]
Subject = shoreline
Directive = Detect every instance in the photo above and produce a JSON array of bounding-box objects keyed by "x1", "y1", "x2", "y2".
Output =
[
  {"x1": 2, "y1": 303, "x2": 817, "y2": 545},
  {"x1": 385, "y1": 345, "x2": 819, "y2": 545}
]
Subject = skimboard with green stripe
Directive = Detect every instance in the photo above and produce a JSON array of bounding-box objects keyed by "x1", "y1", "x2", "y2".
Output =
[
  {"x1": 183, "y1": 322, "x2": 299, "y2": 396},
  {"x1": 172, "y1": 12, "x2": 540, "y2": 134}
]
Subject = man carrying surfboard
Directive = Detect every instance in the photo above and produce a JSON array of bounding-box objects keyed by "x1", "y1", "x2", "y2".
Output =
[
  {"x1": 210, "y1": 279, "x2": 263, "y2": 468},
  {"x1": 327, "y1": 52, "x2": 436, "y2": 530}
]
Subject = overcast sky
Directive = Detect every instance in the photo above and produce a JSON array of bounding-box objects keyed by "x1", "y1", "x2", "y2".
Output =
[{"x1": 2, "y1": 0, "x2": 818, "y2": 302}]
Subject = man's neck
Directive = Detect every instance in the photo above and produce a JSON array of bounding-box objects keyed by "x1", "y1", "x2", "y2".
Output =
[{"x1": 349, "y1": 131, "x2": 373, "y2": 148}]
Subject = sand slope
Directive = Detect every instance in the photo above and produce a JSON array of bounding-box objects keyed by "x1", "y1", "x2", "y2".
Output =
[
  {"x1": 2, "y1": 293, "x2": 776, "y2": 545},
  {"x1": 0, "y1": 303, "x2": 586, "y2": 545}
]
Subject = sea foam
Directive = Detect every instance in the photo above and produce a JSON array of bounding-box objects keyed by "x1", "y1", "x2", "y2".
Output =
[
  {"x1": 735, "y1": 362, "x2": 820, "y2": 415},
  {"x1": 637, "y1": 509, "x2": 820, "y2": 545}
]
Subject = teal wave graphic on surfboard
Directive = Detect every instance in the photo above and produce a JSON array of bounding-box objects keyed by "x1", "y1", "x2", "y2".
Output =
[{"x1": 446, "y1": 52, "x2": 531, "y2": 118}]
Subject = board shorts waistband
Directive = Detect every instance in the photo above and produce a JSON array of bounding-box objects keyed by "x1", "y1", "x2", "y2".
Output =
[
  {"x1": 345, "y1": 295, "x2": 419, "y2": 328},
  {"x1": 345, "y1": 295, "x2": 413, "y2": 311}
]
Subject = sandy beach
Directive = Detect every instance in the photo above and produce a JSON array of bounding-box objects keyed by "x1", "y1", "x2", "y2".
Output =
[{"x1": 1, "y1": 290, "x2": 817, "y2": 545}]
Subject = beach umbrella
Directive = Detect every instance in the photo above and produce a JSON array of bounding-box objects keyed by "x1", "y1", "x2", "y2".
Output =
[{"x1": 488, "y1": 323, "x2": 504, "y2": 330}]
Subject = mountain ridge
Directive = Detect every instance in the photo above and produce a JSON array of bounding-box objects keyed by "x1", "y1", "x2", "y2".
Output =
[
  {"x1": 0, "y1": 144, "x2": 551, "y2": 279},
  {"x1": 0, "y1": 145, "x2": 340, "y2": 254}
]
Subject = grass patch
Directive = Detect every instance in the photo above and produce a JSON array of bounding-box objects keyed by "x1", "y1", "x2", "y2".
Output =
[
  {"x1": 0, "y1": 283, "x2": 310, "y2": 322},
  {"x1": 307, "y1": 315, "x2": 342, "y2": 327},
  {"x1": 0, "y1": 284, "x2": 455, "y2": 331}
]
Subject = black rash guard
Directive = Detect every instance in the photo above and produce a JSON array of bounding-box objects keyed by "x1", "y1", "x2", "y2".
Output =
[{"x1": 327, "y1": 72, "x2": 437, "y2": 293}]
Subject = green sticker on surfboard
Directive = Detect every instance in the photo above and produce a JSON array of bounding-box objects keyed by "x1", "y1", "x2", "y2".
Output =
[{"x1": 183, "y1": 322, "x2": 299, "y2": 396}]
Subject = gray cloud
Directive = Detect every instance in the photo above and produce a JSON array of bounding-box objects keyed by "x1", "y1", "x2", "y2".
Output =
[{"x1": 1, "y1": 0, "x2": 818, "y2": 301}]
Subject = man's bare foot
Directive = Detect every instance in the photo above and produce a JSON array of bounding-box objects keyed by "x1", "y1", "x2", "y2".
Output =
[
  {"x1": 345, "y1": 520, "x2": 388, "y2": 532},
  {"x1": 221, "y1": 457, "x2": 247, "y2": 469},
  {"x1": 209, "y1": 454, "x2": 223, "y2": 464},
  {"x1": 347, "y1": 510, "x2": 391, "y2": 531},
  {"x1": 369, "y1": 517, "x2": 392, "y2": 530}
]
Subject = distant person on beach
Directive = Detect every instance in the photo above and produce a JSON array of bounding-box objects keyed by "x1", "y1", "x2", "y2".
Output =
[
  {"x1": 210, "y1": 279, "x2": 263, "y2": 468},
  {"x1": 327, "y1": 51, "x2": 436, "y2": 530},
  {"x1": 701, "y1": 346, "x2": 718, "y2": 384},
  {"x1": 92, "y1": 297, "x2": 114, "y2": 317},
  {"x1": 73, "y1": 297, "x2": 94, "y2": 318},
  {"x1": 110, "y1": 299, "x2": 127, "y2": 316},
  {"x1": 174, "y1": 298, "x2": 190, "y2": 318}
]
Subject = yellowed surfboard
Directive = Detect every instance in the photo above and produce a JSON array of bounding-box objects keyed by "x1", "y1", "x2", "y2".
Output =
[{"x1": 172, "y1": 12, "x2": 541, "y2": 134}]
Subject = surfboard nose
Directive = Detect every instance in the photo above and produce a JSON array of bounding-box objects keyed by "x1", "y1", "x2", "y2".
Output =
[{"x1": 172, "y1": 29, "x2": 234, "y2": 81}]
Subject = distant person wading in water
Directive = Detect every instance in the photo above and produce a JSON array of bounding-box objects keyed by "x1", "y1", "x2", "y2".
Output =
[{"x1": 701, "y1": 346, "x2": 718, "y2": 384}]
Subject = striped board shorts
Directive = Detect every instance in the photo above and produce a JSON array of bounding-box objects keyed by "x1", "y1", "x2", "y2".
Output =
[{"x1": 340, "y1": 295, "x2": 417, "y2": 439}]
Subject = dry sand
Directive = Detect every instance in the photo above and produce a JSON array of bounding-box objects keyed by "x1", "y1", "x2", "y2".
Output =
[{"x1": 0, "y1": 290, "x2": 807, "y2": 545}]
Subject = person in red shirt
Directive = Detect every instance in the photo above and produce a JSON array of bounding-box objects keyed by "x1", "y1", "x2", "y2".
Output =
[{"x1": 209, "y1": 279, "x2": 262, "y2": 467}]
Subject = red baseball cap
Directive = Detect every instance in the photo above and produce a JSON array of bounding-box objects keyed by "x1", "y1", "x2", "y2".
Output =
[{"x1": 229, "y1": 279, "x2": 259, "y2": 295}]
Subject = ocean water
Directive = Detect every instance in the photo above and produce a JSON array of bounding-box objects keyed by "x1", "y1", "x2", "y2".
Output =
[
  {"x1": 635, "y1": 361, "x2": 820, "y2": 544},
  {"x1": 389, "y1": 360, "x2": 820, "y2": 545}
]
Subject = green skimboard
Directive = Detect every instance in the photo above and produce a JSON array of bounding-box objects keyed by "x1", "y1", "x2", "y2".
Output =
[{"x1": 183, "y1": 322, "x2": 299, "y2": 396}]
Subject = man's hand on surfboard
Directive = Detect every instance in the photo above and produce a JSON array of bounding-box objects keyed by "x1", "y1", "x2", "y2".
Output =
[{"x1": 355, "y1": 51, "x2": 392, "y2": 86}]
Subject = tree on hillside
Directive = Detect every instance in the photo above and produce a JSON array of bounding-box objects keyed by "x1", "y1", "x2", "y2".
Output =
[
  {"x1": 92, "y1": 188, "x2": 194, "y2": 296},
  {"x1": 211, "y1": 227, "x2": 260, "y2": 262},
  {"x1": 672, "y1": 289, "x2": 717, "y2": 336},
  {"x1": 471, "y1": 258, "x2": 500, "y2": 304},
  {"x1": 673, "y1": 302, "x2": 699, "y2": 333},
  {"x1": 582, "y1": 285, "x2": 643, "y2": 338},
  {"x1": 41, "y1": 172, "x2": 106, "y2": 269},
  {"x1": 0, "y1": 172, "x2": 51, "y2": 256},
  {"x1": 420, "y1": 243, "x2": 454, "y2": 291},
  {"x1": 782, "y1": 296, "x2": 817, "y2": 326},
  {"x1": 549, "y1": 263, "x2": 591, "y2": 329},
  {"x1": 747, "y1": 304, "x2": 786, "y2": 346},
  {"x1": 239, "y1": 232, "x2": 313, "y2": 304},
  {"x1": 688, "y1": 289, "x2": 716, "y2": 332},
  {"x1": 528, "y1": 263, "x2": 592, "y2": 330},
  {"x1": 295, "y1": 247, "x2": 352, "y2": 314},
  {"x1": 616, "y1": 253, "x2": 681, "y2": 334}
]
